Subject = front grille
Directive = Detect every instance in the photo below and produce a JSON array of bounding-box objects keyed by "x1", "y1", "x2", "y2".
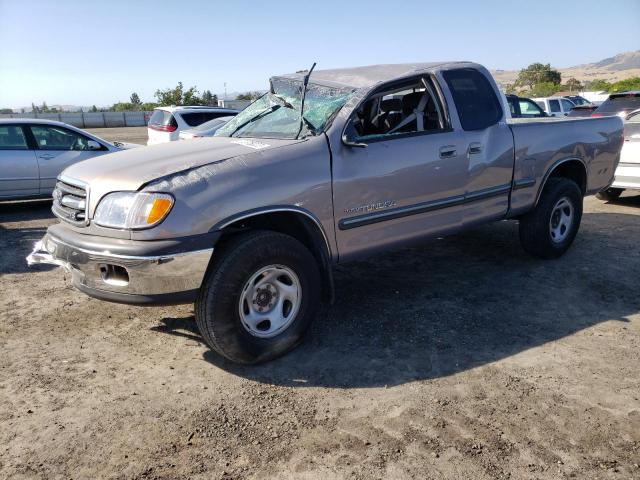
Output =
[{"x1": 52, "y1": 178, "x2": 88, "y2": 226}]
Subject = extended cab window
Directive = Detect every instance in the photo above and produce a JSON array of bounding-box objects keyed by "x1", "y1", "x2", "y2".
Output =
[
  {"x1": 0, "y1": 125, "x2": 29, "y2": 150},
  {"x1": 549, "y1": 99, "x2": 561, "y2": 113},
  {"x1": 442, "y1": 68, "x2": 502, "y2": 130},
  {"x1": 349, "y1": 77, "x2": 447, "y2": 141}
]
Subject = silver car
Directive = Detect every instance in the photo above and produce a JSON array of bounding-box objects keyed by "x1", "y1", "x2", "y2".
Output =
[{"x1": 0, "y1": 119, "x2": 138, "y2": 200}]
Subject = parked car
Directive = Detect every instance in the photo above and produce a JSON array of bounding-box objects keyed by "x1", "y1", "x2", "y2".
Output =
[
  {"x1": 505, "y1": 94, "x2": 548, "y2": 118},
  {"x1": 533, "y1": 97, "x2": 576, "y2": 117},
  {"x1": 0, "y1": 119, "x2": 138, "y2": 200},
  {"x1": 591, "y1": 91, "x2": 640, "y2": 118},
  {"x1": 178, "y1": 116, "x2": 235, "y2": 140},
  {"x1": 147, "y1": 106, "x2": 240, "y2": 145},
  {"x1": 28, "y1": 62, "x2": 623, "y2": 363},
  {"x1": 568, "y1": 105, "x2": 598, "y2": 117},
  {"x1": 563, "y1": 95, "x2": 593, "y2": 107},
  {"x1": 597, "y1": 108, "x2": 640, "y2": 201}
]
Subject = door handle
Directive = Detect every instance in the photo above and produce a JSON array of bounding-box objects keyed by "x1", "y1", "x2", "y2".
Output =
[
  {"x1": 468, "y1": 142, "x2": 483, "y2": 155},
  {"x1": 38, "y1": 154, "x2": 55, "y2": 159},
  {"x1": 439, "y1": 145, "x2": 456, "y2": 159}
]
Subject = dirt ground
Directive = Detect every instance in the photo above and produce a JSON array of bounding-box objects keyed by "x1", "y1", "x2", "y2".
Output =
[
  {"x1": 1, "y1": 132, "x2": 639, "y2": 478},
  {"x1": 87, "y1": 126, "x2": 149, "y2": 145}
]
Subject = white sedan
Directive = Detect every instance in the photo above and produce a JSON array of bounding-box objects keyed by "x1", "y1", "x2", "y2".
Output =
[
  {"x1": 0, "y1": 119, "x2": 138, "y2": 200},
  {"x1": 597, "y1": 108, "x2": 640, "y2": 201}
]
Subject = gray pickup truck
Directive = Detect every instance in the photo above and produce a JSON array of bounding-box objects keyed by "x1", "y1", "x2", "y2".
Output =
[{"x1": 28, "y1": 62, "x2": 623, "y2": 363}]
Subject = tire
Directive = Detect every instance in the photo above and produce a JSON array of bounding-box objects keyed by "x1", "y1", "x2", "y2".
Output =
[
  {"x1": 195, "y1": 230, "x2": 321, "y2": 364},
  {"x1": 519, "y1": 177, "x2": 583, "y2": 259},
  {"x1": 596, "y1": 188, "x2": 623, "y2": 202}
]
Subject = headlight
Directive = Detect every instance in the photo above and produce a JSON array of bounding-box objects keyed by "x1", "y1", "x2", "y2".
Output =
[{"x1": 94, "y1": 192, "x2": 174, "y2": 229}]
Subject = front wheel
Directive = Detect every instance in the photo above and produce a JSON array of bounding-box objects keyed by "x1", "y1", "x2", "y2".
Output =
[
  {"x1": 519, "y1": 178, "x2": 583, "y2": 259},
  {"x1": 596, "y1": 188, "x2": 623, "y2": 202},
  {"x1": 195, "y1": 231, "x2": 321, "y2": 364}
]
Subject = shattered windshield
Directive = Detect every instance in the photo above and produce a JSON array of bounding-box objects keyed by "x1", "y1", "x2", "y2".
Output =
[{"x1": 215, "y1": 78, "x2": 354, "y2": 140}]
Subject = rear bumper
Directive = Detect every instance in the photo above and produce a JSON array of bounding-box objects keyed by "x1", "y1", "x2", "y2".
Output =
[
  {"x1": 27, "y1": 229, "x2": 215, "y2": 305},
  {"x1": 611, "y1": 163, "x2": 640, "y2": 190}
]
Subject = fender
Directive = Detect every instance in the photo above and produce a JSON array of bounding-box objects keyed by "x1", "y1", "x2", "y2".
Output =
[
  {"x1": 535, "y1": 156, "x2": 588, "y2": 206},
  {"x1": 211, "y1": 205, "x2": 332, "y2": 256}
]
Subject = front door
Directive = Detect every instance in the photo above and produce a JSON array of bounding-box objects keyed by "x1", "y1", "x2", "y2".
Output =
[
  {"x1": 28, "y1": 124, "x2": 103, "y2": 194},
  {"x1": 332, "y1": 75, "x2": 468, "y2": 261},
  {"x1": 0, "y1": 124, "x2": 39, "y2": 198}
]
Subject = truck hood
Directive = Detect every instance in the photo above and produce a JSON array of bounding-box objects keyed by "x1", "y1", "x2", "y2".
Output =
[{"x1": 62, "y1": 136, "x2": 303, "y2": 214}]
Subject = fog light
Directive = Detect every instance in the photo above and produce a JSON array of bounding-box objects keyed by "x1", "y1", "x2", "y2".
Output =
[{"x1": 99, "y1": 264, "x2": 129, "y2": 286}]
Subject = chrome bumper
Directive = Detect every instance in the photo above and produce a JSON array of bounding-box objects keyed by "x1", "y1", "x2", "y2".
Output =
[{"x1": 27, "y1": 233, "x2": 213, "y2": 304}]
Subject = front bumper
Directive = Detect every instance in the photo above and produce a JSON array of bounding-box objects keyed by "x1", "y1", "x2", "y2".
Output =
[
  {"x1": 27, "y1": 231, "x2": 214, "y2": 305},
  {"x1": 611, "y1": 163, "x2": 640, "y2": 190}
]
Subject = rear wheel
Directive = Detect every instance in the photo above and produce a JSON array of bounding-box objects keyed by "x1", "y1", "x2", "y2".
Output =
[
  {"x1": 596, "y1": 188, "x2": 623, "y2": 202},
  {"x1": 519, "y1": 178, "x2": 583, "y2": 259},
  {"x1": 195, "y1": 231, "x2": 321, "y2": 364}
]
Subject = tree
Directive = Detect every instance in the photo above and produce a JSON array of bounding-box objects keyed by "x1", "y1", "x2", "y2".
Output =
[
  {"x1": 130, "y1": 92, "x2": 141, "y2": 106},
  {"x1": 565, "y1": 78, "x2": 582, "y2": 92},
  {"x1": 236, "y1": 91, "x2": 263, "y2": 101},
  {"x1": 609, "y1": 77, "x2": 640, "y2": 93},
  {"x1": 516, "y1": 63, "x2": 561, "y2": 90},
  {"x1": 90, "y1": 105, "x2": 98, "y2": 112},
  {"x1": 140, "y1": 102, "x2": 159, "y2": 111},
  {"x1": 201, "y1": 90, "x2": 218, "y2": 106},
  {"x1": 0, "y1": 108, "x2": 13, "y2": 114},
  {"x1": 111, "y1": 102, "x2": 135, "y2": 112},
  {"x1": 528, "y1": 82, "x2": 562, "y2": 97},
  {"x1": 31, "y1": 102, "x2": 39, "y2": 114},
  {"x1": 154, "y1": 82, "x2": 202, "y2": 106},
  {"x1": 585, "y1": 79, "x2": 611, "y2": 92}
]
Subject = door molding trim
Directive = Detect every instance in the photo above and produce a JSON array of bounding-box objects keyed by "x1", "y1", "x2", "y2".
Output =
[{"x1": 338, "y1": 183, "x2": 511, "y2": 230}]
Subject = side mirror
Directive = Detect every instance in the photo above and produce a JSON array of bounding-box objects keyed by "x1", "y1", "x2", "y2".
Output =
[
  {"x1": 341, "y1": 123, "x2": 367, "y2": 148},
  {"x1": 87, "y1": 140, "x2": 102, "y2": 151}
]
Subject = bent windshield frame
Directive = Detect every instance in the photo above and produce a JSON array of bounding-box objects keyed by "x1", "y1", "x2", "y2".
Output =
[{"x1": 215, "y1": 78, "x2": 355, "y2": 140}]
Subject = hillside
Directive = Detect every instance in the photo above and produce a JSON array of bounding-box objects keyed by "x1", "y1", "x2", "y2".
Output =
[{"x1": 491, "y1": 50, "x2": 640, "y2": 87}]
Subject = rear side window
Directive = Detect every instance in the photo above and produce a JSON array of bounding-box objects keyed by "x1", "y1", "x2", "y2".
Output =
[
  {"x1": 180, "y1": 111, "x2": 228, "y2": 127},
  {"x1": 595, "y1": 94, "x2": 640, "y2": 114},
  {"x1": 149, "y1": 110, "x2": 178, "y2": 127},
  {"x1": 442, "y1": 68, "x2": 502, "y2": 131},
  {"x1": 549, "y1": 99, "x2": 560, "y2": 113},
  {"x1": 561, "y1": 99, "x2": 574, "y2": 112},
  {"x1": 0, "y1": 125, "x2": 29, "y2": 150}
]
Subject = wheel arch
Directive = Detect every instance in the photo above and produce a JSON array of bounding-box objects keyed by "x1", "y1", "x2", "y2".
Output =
[
  {"x1": 212, "y1": 207, "x2": 335, "y2": 302},
  {"x1": 536, "y1": 157, "x2": 587, "y2": 206}
]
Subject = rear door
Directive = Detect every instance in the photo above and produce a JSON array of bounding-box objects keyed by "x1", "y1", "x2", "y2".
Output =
[
  {"x1": 548, "y1": 99, "x2": 562, "y2": 117},
  {"x1": 560, "y1": 99, "x2": 574, "y2": 116},
  {"x1": 441, "y1": 68, "x2": 515, "y2": 226},
  {"x1": 0, "y1": 124, "x2": 39, "y2": 198},
  {"x1": 28, "y1": 124, "x2": 106, "y2": 195}
]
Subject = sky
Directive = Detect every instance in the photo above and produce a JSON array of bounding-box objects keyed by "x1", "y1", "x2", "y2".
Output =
[{"x1": 1, "y1": 0, "x2": 639, "y2": 109}]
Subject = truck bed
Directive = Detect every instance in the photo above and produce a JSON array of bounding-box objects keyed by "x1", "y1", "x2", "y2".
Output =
[{"x1": 507, "y1": 115, "x2": 623, "y2": 215}]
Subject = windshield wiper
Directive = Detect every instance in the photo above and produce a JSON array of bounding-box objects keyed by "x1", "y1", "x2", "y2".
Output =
[
  {"x1": 300, "y1": 116, "x2": 317, "y2": 136},
  {"x1": 296, "y1": 62, "x2": 317, "y2": 139},
  {"x1": 229, "y1": 105, "x2": 280, "y2": 137},
  {"x1": 271, "y1": 93, "x2": 294, "y2": 109}
]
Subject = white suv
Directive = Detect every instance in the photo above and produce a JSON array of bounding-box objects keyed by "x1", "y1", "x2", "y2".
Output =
[{"x1": 147, "y1": 106, "x2": 239, "y2": 145}]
